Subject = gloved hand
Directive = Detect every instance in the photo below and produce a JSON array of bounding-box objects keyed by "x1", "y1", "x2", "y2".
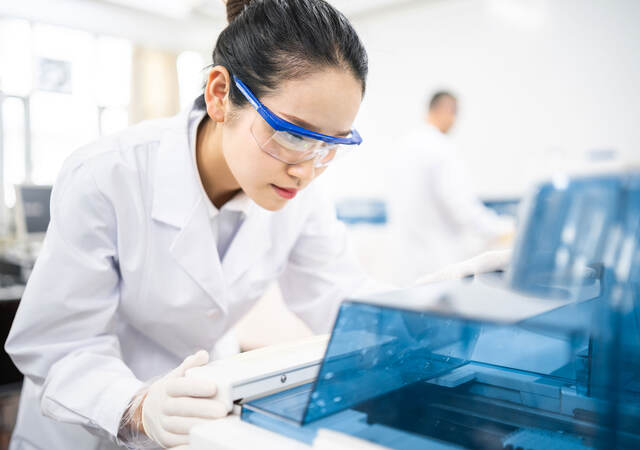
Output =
[
  {"x1": 141, "y1": 350, "x2": 228, "y2": 449},
  {"x1": 414, "y1": 249, "x2": 512, "y2": 285}
]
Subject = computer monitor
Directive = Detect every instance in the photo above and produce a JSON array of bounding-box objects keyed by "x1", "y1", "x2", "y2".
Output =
[{"x1": 14, "y1": 184, "x2": 52, "y2": 241}]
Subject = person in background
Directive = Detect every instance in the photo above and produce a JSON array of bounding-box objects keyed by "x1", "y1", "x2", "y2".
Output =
[
  {"x1": 427, "y1": 91, "x2": 458, "y2": 135},
  {"x1": 389, "y1": 91, "x2": 515, "y2": 285}
]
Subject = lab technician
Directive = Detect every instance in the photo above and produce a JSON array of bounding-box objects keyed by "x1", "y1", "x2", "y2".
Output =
[
  {"x1": 4, "y1": 1, "x2": 378, "y2": 448},
  {"x1": 390, "y1": 92, "x2": 514, "y2": 285}
]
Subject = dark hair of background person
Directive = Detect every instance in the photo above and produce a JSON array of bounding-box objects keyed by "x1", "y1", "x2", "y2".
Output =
[
  {"x1": 428, "y1": 91, "x2": 457, "y2": 111},
  {"x1": 194, "y1": 0, "x2": 368, "y2": 110}
]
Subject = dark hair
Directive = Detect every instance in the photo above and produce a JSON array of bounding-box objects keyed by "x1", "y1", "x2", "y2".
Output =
[
  {"x1": 194, "y1": 0, "x2": 368, "y2": 110},
  {"x1": 428, "y1": 91, "x2": 456, "y2": 110}
]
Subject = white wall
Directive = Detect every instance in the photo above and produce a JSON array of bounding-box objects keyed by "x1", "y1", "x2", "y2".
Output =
[
  {"x1": 0, "y1": 0, "x2": 222, "y2": 54},
  {"x1": 323, "y1": 0, "x2": 640, "y2": 200}
]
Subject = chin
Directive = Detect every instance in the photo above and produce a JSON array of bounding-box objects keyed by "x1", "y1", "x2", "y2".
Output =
[
  {"x1": 260, "y1": 202, "x2": 286, "y2": 212},
  {"x1": 254, "y1": 194, "x2": 289, "y2": 212}
]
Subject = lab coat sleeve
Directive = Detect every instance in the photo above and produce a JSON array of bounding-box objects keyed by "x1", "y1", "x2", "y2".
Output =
[
  {"x1": 428, "y1": 150, "x2": 514, "y2": 238},
  {"x1": 5, "y1": 159, "x2": 145, "y2": 443},
  {"x1": 278, "y1": 192, "x2": 373, "y2": 334}
]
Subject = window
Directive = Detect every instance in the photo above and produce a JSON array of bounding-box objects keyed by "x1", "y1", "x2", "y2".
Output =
[
  {"x1": 96, "y1": 36, "x2": 132, "y2": 135},
  {"x1": 0, "y1": 19, "x2": 32, "y2": 96},
  {"x1": 0, "y1": 19, "x2": 133, "y2": 208},
  {"x1": 177, "y1": 50, "x2": 206, "y2": 109},
  {"x1": 1, "y1": 97, "x2": 27, "y2": 208},
  {"x1": 0, "y1": 18, "x2": 31, "y2": 209}
]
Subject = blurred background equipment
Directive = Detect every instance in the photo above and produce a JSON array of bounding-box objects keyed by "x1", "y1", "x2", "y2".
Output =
[{"x1": 14, "y1": 184, "x2": 51, "y2": 242}]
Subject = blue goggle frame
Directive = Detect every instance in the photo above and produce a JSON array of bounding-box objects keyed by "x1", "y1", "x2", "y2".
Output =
[{"x1": 233, "y1": 75, "x2": 363, "y2": 146}]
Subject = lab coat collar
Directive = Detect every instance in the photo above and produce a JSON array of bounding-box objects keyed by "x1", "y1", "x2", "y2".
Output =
[
  {"x1": 221, "y1": 202, "x2": 272, "y2": 286},
  {"x1": 170, "y1": 196, "x2": 228, "y2": 312},
  {"x1": 222, "y1": 192, "x2": 253, "y2": 215},
  {"x1": 205, "y1": 191, "x2": 253, "y2": 220},
  {"x1": 151, "y1": 108, "x2": 201, "y2": 228}
]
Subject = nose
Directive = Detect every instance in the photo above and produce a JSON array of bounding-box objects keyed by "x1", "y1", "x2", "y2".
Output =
[{"x1": 286, "y1": 158, "x2": 316, "y2": 186}]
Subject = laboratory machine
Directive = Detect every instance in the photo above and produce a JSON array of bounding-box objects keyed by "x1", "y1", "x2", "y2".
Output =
[{"x1": 188, "y1": 173, "x2": 640, "y2": 449}]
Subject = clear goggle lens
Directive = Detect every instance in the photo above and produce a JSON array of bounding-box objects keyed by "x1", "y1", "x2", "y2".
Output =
[{"x1": 251, "y1": 114, "x2": 349, "y2": 168}]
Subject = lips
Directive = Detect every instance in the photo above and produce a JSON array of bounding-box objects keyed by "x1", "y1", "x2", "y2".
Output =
[{"x1": 271, "y1": 184, "x2": 298, "y2": 199}]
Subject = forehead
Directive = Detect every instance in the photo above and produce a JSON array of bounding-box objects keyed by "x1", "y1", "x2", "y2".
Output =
[
  {"x1": 259, "y1": 68, "x2": 363, "y2": 136},
  {"x1": 440, "y1": 96, "x2": 457, "y2": 111}
]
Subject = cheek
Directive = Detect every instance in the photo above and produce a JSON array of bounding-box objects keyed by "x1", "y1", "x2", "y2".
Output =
[
  {"x1": 223, "y1": 131, "x2": 281, "y2": 185},
  {"x1": 225, "y1": 131, "x2": 254, "y2": 163},
  {"x1": 313, "y1": 166, "x2": 328, "y2": 178}
]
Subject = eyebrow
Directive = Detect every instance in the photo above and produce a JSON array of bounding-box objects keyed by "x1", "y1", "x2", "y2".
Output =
[{"x1": 278, "y1": 112, "x2": 351, "y2": 137}]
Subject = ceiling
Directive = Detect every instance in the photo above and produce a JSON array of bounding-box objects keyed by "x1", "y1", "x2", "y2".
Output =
[
  {"x1": 0, "y1": 0, "x2": 420, "y2": 53},
  {"x1": 96, "y1": 0, "x2": 405, "y2": 21}
]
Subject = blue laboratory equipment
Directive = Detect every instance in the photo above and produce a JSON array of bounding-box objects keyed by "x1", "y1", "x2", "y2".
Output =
[
  {"x1": 241, "y1": 173, "x2": 640, "y2": 449},
  {"x1": 336, "y1": 198, "x2": 388, "y2": 225}
]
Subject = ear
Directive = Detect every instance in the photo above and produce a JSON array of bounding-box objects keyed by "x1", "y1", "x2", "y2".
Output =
[{"x1": 204, "y1": 66, "x2": 232, "y2": 123}]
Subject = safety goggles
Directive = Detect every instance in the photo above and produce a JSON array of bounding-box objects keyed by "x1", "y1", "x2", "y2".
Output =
[{"x1": 233, "y1": 75, "x2": 362, "y2": 168}]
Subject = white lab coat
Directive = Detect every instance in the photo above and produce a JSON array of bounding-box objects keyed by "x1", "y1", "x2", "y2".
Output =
[
  {"x1": 389, "y1": 125, "x2": 514, "y2": 285},
  {"x1": 5, "y1": 108, "x2": 369, "y2": 449}
]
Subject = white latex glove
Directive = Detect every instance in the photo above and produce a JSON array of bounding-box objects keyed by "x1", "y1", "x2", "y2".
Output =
[
  {"x1": 142, "y1": 350, "x2": 228, "y2": 449},
  {"x1": 414, "y1": 249, "x2": 512, "y2": 285}
]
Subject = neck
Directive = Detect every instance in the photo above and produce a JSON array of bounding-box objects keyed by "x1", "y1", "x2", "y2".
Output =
[{"x1": 195, "y1": 117, "x2": 241, "y2": 209}]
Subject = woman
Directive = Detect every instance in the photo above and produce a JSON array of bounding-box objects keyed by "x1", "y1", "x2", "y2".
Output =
[{"x1": 6, "y1": 0, "x2": 373, "y2": 448}]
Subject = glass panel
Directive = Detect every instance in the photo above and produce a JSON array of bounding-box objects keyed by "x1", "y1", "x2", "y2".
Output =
[
  {"x1": 244, "y1": 291, "x2": 639, "y2": 448},
  {"x1": 509, "y1": 175, "x2": 624, "y2": 299},
  {"x1": 302, "y1": 304, "x2": 479, "y2": 424},
  {"x1": 2, "y1": 97, "x2": 26, "y2": 207},
  {"x1": 0, "y1": 19, "x2": 32, "y2": 96}
]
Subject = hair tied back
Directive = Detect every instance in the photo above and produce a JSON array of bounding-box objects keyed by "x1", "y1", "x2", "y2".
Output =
[
  {"x1": 226, "y1": 0, "x2": 253, "y2": 23},
  {"x1": 193, "y1": 0, "x2": 368, "y2": 111}
]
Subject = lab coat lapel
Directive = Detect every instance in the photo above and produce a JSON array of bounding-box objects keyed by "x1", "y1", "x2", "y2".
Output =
[
  {"x1": 222, "y1": 203, "x2": 272, "y2": 286},
  {"x1": 151, "y1": 113, "x2": 227, "y2": 313},
  {"x1": 170, "y1": 200, "x2": 227, "y2": 313}
]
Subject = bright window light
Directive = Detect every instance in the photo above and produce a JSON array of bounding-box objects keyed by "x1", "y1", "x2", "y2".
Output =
[
  {"x1": 30, "y1": 91, "x2": 98, "y2": 185},
  {"x1": 100, "y1": 106, "x2": 129, "y2": 136},
  {"x1": 97, "y1": 36, "x2": 132, "y2": 107},
  {"x1": 2, "y1": 97, "x2": 27, "y2": 207},
  {"x1": 178, "y1": 50, "x2": 206, "y2": 109},
  {"x1": 0, "y1": 19, "x2": 32, "y2": 96}
]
